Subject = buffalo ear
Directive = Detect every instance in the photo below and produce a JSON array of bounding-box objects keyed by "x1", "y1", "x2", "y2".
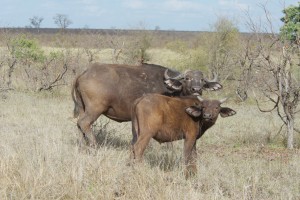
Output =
[
  {"x1": 164, "y1": 79, "x2": 183, "y2": 91},
  {"x1": 220, "y1": 107, "x2": 236, "y2": 117},
  {"x1": 186, "y1": 106, "x2": 202, "y2": 117},
  {"x1": 203, "y1": 82, "x2": 222, "y2": 91}
]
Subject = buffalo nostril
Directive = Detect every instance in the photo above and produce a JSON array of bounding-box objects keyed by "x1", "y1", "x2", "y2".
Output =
[
  {"x1": 204, "y1": 113, "x2": 211, "y2": 119},
  {"x1": 192, "y1": 87, "x2": 201, "y2": 92}
]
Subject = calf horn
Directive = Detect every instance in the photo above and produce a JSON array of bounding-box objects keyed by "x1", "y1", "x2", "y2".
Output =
[
  {"x1": 164, "y1": 69, "x2": 184, "y2": 80},
  {"x1": 219, "y1": 98, "x2": 228, "y2": 104}
]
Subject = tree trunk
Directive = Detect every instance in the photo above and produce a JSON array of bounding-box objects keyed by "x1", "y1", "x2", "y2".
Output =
[{"x1": 286, "y1": 116, "x2": 294, "y2": 149}]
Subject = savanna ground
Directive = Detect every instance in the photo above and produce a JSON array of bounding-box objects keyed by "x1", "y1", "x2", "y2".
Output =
[
  {"x1": 1, "y1": 86, "x2": 299, "y2": 199},
  {"x1": 0, "y1": 28, "x2": 300, "y2": 199}
]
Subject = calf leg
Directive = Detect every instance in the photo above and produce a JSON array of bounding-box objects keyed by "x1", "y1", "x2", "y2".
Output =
[
  {"x1": 132, "y1": 133, "x2": 152, "y2": 162},
  {"x1": 184, "y1": 138, "x2": 197, "y2": 179}
]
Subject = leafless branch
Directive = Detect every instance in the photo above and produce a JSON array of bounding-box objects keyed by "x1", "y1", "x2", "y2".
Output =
[
  {"x1": 38, "y1": 64, "x2": 68, "y2": 91},
  {"x1": 255, "y1": 96, "x2": 279, "y2": 113},
  {"x1": 259, "y1": 3, "x2": 276, "y2": 35},
  {"x1": 275, "y1": 123, "x2": 285, "y2": 136}
]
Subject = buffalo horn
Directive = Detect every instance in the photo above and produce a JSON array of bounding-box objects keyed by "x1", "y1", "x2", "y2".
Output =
[
  {"x1": 197, "y1": 96, "x2": 204, "y2": 102},
  {"x1": 205, "y1": 72, "x2": 218, "y2": 82},
  {"x1": 183, "y1": 69, "x2": 192, "y2": 76},
  {"x1": 164, "y1": 69, "x2": 183, "y2": 80}
]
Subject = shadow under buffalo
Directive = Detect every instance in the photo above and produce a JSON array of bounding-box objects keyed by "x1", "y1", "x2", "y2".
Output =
[
  {"x1": 93, "y1": 122, "x2": 130, "y2": 150},
  {"x1": 144, "y1": 144, "x2": 182, "y2": 172},
  {"x1": 92, "y1": 121, "x2": 181, "y2": 172}
]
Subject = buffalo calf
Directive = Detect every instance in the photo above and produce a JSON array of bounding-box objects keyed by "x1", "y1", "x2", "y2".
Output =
[{"x1": 131, "y1": 94, "x2": 236, "y2": 178}]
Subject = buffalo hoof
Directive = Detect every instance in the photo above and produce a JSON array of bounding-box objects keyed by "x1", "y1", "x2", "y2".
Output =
[{"x1": 185, "y1": 165, "x2": 197, "y2": 179}]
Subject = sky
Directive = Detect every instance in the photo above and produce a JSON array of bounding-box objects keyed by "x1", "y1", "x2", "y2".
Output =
[{"x1": 0, "y1": 0, "x2": 298, "y2": 32}]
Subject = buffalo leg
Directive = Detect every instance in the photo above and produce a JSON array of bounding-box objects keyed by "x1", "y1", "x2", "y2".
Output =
[
  {"x1": 130, "y1": 130, "x2": 138, "y2": 160},
  {"x1": 183, "y1": 138, "x2": 197, "y2": 179},
  {"x1": 131, "y1": 114, "x2": 139, "y2": 145},
  {"x1": 130, "y1": 114, "x2": 139, "y2": 159},
  {"x1": 77, "y1": 112, "x2": 99, "y2": 148}
]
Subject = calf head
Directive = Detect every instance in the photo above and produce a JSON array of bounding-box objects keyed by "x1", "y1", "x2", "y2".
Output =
[
  {"x1": 164, "y1": 70, "x2": 223, "y2": 96},
  {"x1": 185, "y1": 96, "x2": 236, "y2": 121}
]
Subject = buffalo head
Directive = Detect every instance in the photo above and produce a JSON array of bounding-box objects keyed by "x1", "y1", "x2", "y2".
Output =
[
  {"x1": 185, "y1": 96, "x2": 236, "y2": 121},
  {"x1": 164, "y1": 69, "x2": 222, "y2": 96}
]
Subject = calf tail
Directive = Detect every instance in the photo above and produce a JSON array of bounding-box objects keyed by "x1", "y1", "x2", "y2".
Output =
[{"x1": 131, "y1": 98, "x2": 143, "y2": 145}]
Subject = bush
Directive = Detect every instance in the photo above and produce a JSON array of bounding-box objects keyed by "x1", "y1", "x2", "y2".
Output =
[
  {"x1": 122, "y1": 31, "x2": 152, "y2": 65},
  {"x1": 166, "y1": 40, "x2": 188, "y2": 54},
  {"x1": 9, "y1": 35, "x2": 45, "y2": 64}
]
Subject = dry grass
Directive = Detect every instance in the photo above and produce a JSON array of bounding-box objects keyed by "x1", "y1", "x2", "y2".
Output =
[{"x1": 0, "y1": 91, "x2": 299, "y2": 199}]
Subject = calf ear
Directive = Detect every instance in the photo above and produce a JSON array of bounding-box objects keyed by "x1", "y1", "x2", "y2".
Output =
[
  {"x1": 220, "y1": 107, "x2": 236, "y2": 117},
  {"x1": 164, "y1": 79, "x2": 183, "y2": 91},
  {"x1": 186, "y1": 106, "x2": 202, "y2": 117},
  {"x1": 203, "y1": 82, "x2": 222, "y2": 91}
]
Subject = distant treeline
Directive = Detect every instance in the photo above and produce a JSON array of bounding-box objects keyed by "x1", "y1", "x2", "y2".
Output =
[
  {"x1": 0, "y1": 27, "x2": 203, "y2": 36},
  {"x1": 0, "y1": 27, "x2": 270, "y2": 50}
]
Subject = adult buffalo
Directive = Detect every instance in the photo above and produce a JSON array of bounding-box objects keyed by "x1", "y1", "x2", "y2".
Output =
[
  {"x1": 131, "y1": 94, "x2": 236, "y2": 178},
  {"x1": 72, "y1": 62, "x2": 222, "y2": 147}
]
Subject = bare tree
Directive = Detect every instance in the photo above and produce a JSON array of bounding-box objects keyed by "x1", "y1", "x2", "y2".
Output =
[
  {"x1": 29, "y1": 16, "x2": 44, "y2": 32},
  {"x1": 239, "y1": 5, "x2": 300, "y2": 149},
  {"x1": 53, "y1": 14, "x2": 72, "y2": 30},
  {"x1": 107, "y1": 29, "x2": 125, "y2": 63}
]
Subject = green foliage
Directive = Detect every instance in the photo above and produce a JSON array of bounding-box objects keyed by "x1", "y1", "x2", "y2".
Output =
[
  {"x1": 136, "y1": 31, "x2": 152, "y2": 62},
  {"x1": 205, "y1": 17, "x2": 240, "y2": 79},
  {"x1": 166, "y1": 40, "x2": 188, "y2": 54},
  {"x1": 10, "y1": 35, "x2": 45, "y2": 63},
  {"x1": 280, "y1": 2, "x2": 300, "y2": 43},
  {"x1": 187, "y1": 47, "x2": 209, "y2": 71},
  {"x1": 212, "y1": 17, "x2": 239, "y2": 52},
  {"x1": 48, "y1": 51, "x2": 64, "y2": 60},
  {"x1": 165, "y1": 40, "x2": 208, "y2": 72}
]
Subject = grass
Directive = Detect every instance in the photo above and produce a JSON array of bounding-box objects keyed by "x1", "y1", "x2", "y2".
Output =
[{"x1": 0, "y1": 91, "x2": 299, "y2": 199}]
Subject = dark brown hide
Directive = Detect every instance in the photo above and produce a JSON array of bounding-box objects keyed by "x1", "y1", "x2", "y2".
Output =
[{"x1": 131, "y1": 94, "x2": 236, "y2": 178}]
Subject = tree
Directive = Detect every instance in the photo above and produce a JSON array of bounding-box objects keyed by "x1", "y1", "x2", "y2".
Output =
[
  {"x1": 206, "y1": 17, "x2": 240, "y2": 81},
  {"x1": 29, "y1": 16, "x2": 44, "y2": 32},
  {"x1": 53, "y1": 14, "x2": 72, "y2": 30},
  {"x1": 239, "y1": 4, "x2": 300, "y2": 149},
  {"x1": 280, "y1": 2, "x2": 300, "y2": 44}
]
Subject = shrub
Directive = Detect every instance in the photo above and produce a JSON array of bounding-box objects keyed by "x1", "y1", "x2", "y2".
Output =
[
  {"x1": 9, "y1": 35, "x2": 45, "y2": 64},
  {"x1": 166, "y1": 40, "x2": 188, "y2": 54}
]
